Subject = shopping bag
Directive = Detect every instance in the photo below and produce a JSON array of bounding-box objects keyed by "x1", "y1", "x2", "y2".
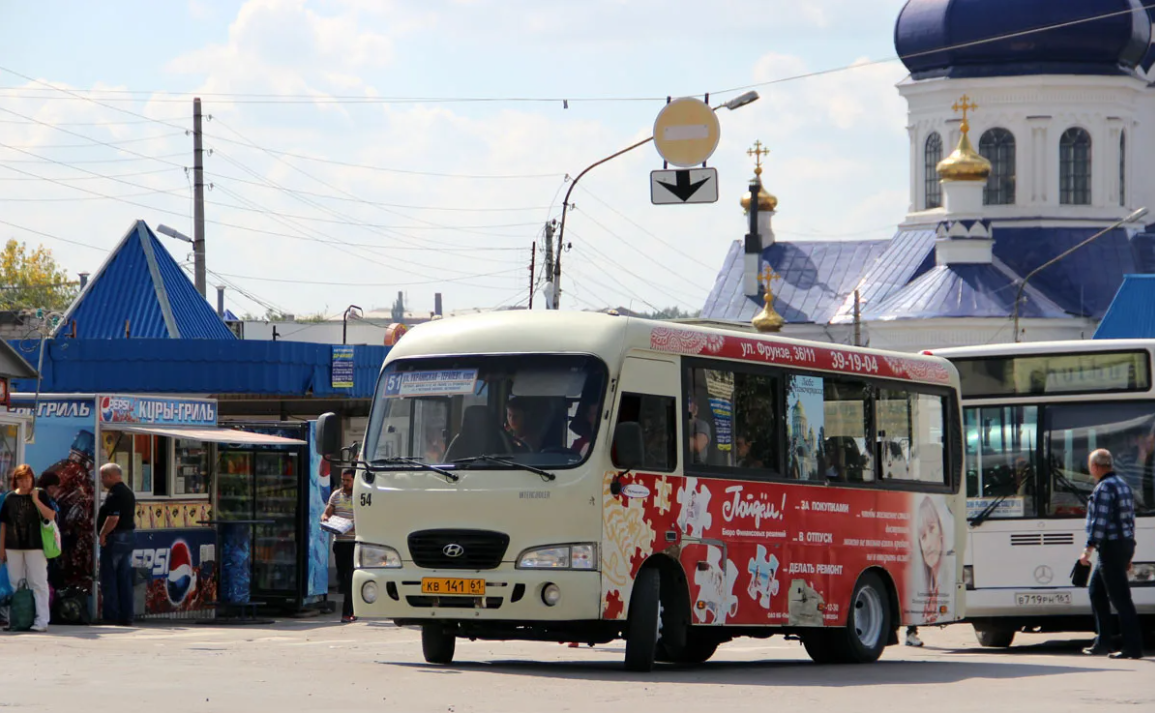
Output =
[
  {"x1": 41, "y1": 518, "x2": 62, "y2": 559},
  {"x1": 9, "y1": 580, "x2": 35, "y2": 631},
  {"x1": 0, "y1": 562, "x2": 12, "y2": 604}
]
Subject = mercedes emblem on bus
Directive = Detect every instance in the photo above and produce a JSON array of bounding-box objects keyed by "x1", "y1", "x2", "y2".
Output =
[
  {"x1": 443, "y1": 544, "x2": 465, "y2": 558},
  {"x1": 1033, "y1": 565, "x2": 1054, "y2": 584}
]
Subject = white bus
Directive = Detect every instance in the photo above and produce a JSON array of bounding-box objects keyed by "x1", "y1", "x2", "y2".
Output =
[
  {"x1": 318, "y1": 311, "x2": 966, "y2": 670},
  {"x1": 927, "y1": 341, "x2": 1155, "y2": 647}
]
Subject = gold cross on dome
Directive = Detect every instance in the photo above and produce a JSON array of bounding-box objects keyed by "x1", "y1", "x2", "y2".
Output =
[
  {"x1": 952, "y1": 94, "x2": 978, "y2": 128},
  {"x1": 747, "y1": 140, "x2": 770, "y2": 175},
  {"x1": 760, "y1": 264, "x2": 781, "y2": 294}
]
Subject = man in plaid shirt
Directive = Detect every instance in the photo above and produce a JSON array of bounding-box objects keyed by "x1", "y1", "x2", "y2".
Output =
[{"x1": 1079, "y1": 449, "x2": 1143, "y2": 659}]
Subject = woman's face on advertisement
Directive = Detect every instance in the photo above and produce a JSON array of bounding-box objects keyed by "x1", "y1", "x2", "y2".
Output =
[{"x1": 919, "y1": 506, "x2": 943, "y2": 571}]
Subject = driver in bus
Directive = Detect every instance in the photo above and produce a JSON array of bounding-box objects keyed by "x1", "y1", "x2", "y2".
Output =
[
  {"x1": 1114, "y1": 422, "x2": 1155, "y2": 509},
  {"x1": 505, "y1": 397, "x2": 535, "y2": 452}
]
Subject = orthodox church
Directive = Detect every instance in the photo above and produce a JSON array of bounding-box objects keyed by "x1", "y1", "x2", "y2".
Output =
[{"x1": 701, "y1": 0, "x2": 1155, "y2": 350}]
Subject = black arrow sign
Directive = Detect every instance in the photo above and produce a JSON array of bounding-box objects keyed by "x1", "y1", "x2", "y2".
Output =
[{"x1": 657, "y1": 170, "x2": 711, "y2": 202}]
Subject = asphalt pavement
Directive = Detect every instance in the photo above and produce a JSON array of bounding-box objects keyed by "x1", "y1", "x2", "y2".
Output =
[{"x1": 0, "y1": 615, "x2": 1149, "y2": 712}]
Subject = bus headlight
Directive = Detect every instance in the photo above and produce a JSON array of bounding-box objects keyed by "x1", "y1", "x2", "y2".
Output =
[
  {"x1": 1128, "y1": 562, "x2": 1155, "y2": 584},
  {"x1": 517, "y1": 544, "x2": 598, "y2": 570},
  {"x1": 963, "y1": 565, "x2": 975, "y2": 590},
  {"x1": 356, "y1": 543, "x2": 402, "y2": 569}
]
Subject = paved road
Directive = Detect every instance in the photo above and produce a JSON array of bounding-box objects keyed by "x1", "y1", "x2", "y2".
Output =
[{"x1": 1, "y1": 617, "x2": 1149, "y2": 712}]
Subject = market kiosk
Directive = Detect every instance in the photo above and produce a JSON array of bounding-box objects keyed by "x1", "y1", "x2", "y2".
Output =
[{"x1": 7, "y1": 393, "x2": 328, "y2": 623}]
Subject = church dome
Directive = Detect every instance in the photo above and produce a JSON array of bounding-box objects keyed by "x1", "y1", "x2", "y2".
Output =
[{"x1": 895, "y1": 0, "x2": 1151, "y2": 80}]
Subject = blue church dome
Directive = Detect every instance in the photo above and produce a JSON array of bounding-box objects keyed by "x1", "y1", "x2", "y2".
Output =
[{"x1": 895, "y1": 0, "x2": 1152, "y2": 80}]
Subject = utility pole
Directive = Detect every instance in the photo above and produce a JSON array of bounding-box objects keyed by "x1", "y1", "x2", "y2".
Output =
[
  {"x1": 193, "y1": 97, "x2": 207, "y2": 298},
  {"x1": 543, "y1": 220, "x2": 555, "y2": 309},
  {"x1": 850, "y1": 287, "x2": 859, "y2": 346},
  {"x1": 528, "y1": 242, "x2": 536, "y2": 309}
]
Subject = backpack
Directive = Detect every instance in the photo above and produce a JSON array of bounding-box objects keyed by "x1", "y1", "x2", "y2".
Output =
[{"x1": 9, "y1": 579, "x2": 35, "y2": 631}]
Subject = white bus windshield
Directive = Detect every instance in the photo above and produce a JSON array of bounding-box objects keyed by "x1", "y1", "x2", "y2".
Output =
[{"x1": 364, "y1": 354, "x2": 608, "y2": 470}]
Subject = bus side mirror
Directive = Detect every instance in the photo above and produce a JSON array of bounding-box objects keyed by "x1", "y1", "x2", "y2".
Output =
[
  {"x1": 316, "y1": 412, "x2": 341, "y2": 458},
  {"x1": 612, "y1": 422, "x2": 645, "y2": 470}
]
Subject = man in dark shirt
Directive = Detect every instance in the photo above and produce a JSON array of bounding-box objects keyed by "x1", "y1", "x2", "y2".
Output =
[
  {"x1": 1080, "y1": 449, "x2": 1143, "y2": 659},
  {"x1": 97, "y1": 463, "x2": 136, "y2": 626}
]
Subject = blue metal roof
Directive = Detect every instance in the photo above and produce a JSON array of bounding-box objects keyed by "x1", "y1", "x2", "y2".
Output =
[
  {"x1": 56, "y1": 221, "x2": 236, "y2": 340},
  {"x1": 700, "y1": 239, "x2": 889, "y2": 324},
  {"x1": 992, "y1": 227, "x2": 1138, "y2": 319},
  {"x1": 10, "y1": 339, "x2": 388, "y2": 398},
  {"x1": 862, "y1": 262, "x2": 1068, "y2": 321},
  {"x1": 830, "y1": 229, "x2": 936, "y2": 323},
  {"x1": 1094, "y1": 274, "x2": 1155, "y2": 339}
]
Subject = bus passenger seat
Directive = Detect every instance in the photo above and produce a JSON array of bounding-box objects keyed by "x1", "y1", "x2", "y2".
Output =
[{"x1": 445, "y1": 405, "x2": 509, "y2": 460}]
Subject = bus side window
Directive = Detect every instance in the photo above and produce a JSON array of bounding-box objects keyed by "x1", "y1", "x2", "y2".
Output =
[{"x1": 613, "y1": 393, "x2": 677, "y2": 473}]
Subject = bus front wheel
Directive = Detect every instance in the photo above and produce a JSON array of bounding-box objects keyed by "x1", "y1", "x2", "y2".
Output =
[
  {"x1": 421, "y1": 624, "x2": 456, "y2": 664},
  {"x1": 803, "y1": 572, "x2": 891, "y2": 664},
  {"x1": 624, "y1": 567, "x2": 661, "y2": 672}
]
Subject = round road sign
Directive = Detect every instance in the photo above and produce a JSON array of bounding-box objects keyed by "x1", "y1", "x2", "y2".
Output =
[{"x1": 653, "y1": 97, "x2": 720, "y2": 168}]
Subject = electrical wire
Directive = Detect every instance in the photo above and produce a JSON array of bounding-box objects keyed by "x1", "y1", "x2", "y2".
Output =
[
  {"x1": 0, "y1": 217, "x2": 109, "y2": 251},
  {"x1": 0, "y1": 166, "x2": 176, "y2": 181},
  {"x1": 210, "y1": 266, "x2": 525, "y2": 288},
  {"x1": 0, "y1": 107, "x2": 186, "y2": 168},
  {"x1": 3, "y1": 131, "x2": 187, "y2": 150}
]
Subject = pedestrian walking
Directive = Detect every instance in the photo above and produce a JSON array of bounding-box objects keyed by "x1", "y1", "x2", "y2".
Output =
[
  {"x1": 96, "y1": 463, "x2": 136, "y2": 627},
  {"x1": 905, "y1": 626, "x2": 923, "y2": 647},
  {"x1": 323, "y1": 468, "x2": 357, "y2": 623},
  {"x1": 1080, "y1": 449, "x2": 1144, "y2": 659},
  {"x1": 0, "y1": 464, "x2": 57, "y2": 632}
]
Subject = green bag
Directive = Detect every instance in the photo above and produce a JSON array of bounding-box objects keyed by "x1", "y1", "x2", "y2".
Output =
[
  {"x1": 41, "y1": 518, "x2": 62, "y2": 559},
  {"x1": 9, "y1": 579, "x2": 35, "y2": 631}
]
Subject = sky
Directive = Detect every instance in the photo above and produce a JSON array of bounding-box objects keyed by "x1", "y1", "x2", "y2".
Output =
[{"x1": 0, "y1": 0, "x2": 914, "y2": 320}]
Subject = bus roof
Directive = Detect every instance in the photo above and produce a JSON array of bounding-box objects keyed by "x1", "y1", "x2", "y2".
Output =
[
  {"x1": 928, "y1": 339, "x2": 1155, "y2": 359},
  {"x1": 382, "y1": 311, "x2": 957, "y2": 387}
]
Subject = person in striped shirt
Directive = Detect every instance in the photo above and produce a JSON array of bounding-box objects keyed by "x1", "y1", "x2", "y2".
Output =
[
  {"x1": 1080, "y1": 449, "x2": 1142, "y2": 659},
  {"x1": 323, "y1": 468, "x2": 357, "y2": 623}
]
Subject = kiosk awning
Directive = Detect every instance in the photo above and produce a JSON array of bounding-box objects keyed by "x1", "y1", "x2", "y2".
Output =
[{"x1": 111, "y1": 425, "x2": 307, "y2": 445}]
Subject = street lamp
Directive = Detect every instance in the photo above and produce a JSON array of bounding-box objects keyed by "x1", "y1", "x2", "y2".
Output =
[
  {"x1": 157, "y1": 224, "x2": 193, "y2": 244},
  {"x1": 1012, "y1": 206, "x2": 1148, "y2": 342},
  {"x1": 550, "y1": 91, "x2": 761, "y2": 309},
  {"x1": 343, "y1": 305, "x2": 362, "y2": 345}
]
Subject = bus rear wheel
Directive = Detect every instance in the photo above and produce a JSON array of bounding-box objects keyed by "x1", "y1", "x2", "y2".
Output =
[
  {"x1": 421, "y1": 624, "x2": 456, "y2": 664},
  {"x1": 803, "y1": 572, "x2": 891, "y2": 664},
  {"x1": 624, "y1": 568, "x2": 661, "y2": 672},
  {"x1": 973, "y1": 623, "x2": 1015, "y2": 648}
]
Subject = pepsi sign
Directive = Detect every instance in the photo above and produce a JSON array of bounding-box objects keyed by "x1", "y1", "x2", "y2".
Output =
[
  {"x1": 132, "y1": 529, "x2": 216, "y2": 613},
  {"x1": 98, "y1": 395, "x2": 216, "y2": 426}
]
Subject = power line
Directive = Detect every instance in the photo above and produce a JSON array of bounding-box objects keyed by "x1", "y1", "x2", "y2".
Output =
[
  {"x1": 207, "y1": 172, "x2": 553, "y2": 212},
  {"x1": 566, "y1": 229, "x2": 695, "y2": 309},
  {"x1": 0, "y1": 152, "x2": 185, "y2": 165},
  {"x1": 0, "y1": 186, "x2": 188, "y2": 202},
  {"x1": 0, "y1": 166, "x2": 176, "y2": 181},
  {"x1": 211, "y1": 266, "x2": 525, "y2": 288},
  {"x1": 0, "y1": 107, "x2": 186, "y2": 169},
  {"x1": 3, "y1": 131, "x2": 187, "y2": 150},
  {"x1": 207, "y1": 129, "x2": 563, "y2": 180},
  {"x1": 571, "y1": 203, "x2": 712, "y2": 289},
  {"x1": 0, "y1": 117, "x2": 187, "y2": 126},
  {"x1": 0, "y1": 217, "x2": 118, "y2": 252}
]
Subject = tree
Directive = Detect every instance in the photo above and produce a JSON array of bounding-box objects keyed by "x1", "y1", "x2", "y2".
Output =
[{"x1": 0, "y1": 239, "x2": 79, "y2": 313}]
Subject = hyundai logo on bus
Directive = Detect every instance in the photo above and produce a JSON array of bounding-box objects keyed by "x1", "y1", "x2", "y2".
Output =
[{"x1": 443, "y1": 544, "x2": 465, "y2": 558}]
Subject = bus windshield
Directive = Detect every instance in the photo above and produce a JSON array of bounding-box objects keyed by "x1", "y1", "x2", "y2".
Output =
[{"x1": 364, "y1": 354, "x2": 608, "y2": 470}]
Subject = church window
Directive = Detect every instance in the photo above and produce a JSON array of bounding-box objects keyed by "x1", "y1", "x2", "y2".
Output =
[
  {"x1": 1060, "y1": 128, "x2": 1092, "y2": 206},
  {"x1": 924, "y1": 132, "x2": 943, "y2": 209},
  {"x1": 1120, "y1": 131, "x2": 1126, "y2": 207},
  {"x1": 980, "y1": 128, "x2": 1015, "y2": 205}
]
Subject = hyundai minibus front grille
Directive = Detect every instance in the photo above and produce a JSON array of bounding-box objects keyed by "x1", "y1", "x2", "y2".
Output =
[{"x1": 408, "y1": 529, "x2": 510, "y2": 570}]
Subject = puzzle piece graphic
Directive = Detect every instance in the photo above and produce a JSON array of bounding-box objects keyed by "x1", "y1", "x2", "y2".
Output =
[
  {"x1": 746, "y1": 545, "x2": 780, "y2": 609},
  {"x1": 654, "y1": 477, "x2": 673, "y2": 516},
  {"x1": 693, "y1": 545, "x2": 740, "y2": 624},
  {"x1": 676, "y1": 478, "x2": 712, "y2": 538}
]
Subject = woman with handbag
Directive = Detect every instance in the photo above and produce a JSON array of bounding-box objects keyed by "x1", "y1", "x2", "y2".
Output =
[{"x1": 0, "y1": 464, "x2": 57, "y2": 632}]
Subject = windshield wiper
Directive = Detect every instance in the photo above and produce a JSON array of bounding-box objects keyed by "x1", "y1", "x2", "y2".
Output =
[
  {"x1": 454, "y1": 454, "x2": 556, "y2": 482},
  {"x1": 368, "y1": 457, "x2": 459, "y2": 482},
  {"x1": 969, "y1": 492, "x2": 1011, "y2": 527}
]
